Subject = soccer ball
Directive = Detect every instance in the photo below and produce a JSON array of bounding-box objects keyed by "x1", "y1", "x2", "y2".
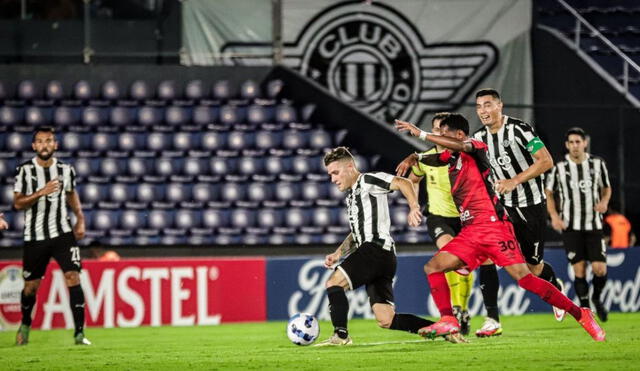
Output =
[{"x1": 287, "y1": 313, "x2": 320, "y2": 346}]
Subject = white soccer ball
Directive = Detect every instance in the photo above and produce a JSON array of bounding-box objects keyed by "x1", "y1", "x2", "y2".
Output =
[{"x1": 287, "y1": 313, "x2": 320, "y2": 346}]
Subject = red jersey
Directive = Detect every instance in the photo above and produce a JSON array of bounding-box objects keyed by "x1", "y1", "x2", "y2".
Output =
[{"x1": 422, "y1": 139, "x2": 509, "y2": 227}]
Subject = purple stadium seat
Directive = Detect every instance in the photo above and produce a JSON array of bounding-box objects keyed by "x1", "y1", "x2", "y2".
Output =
[
  {"x1": 73, "y1": 80, "x2": 92, "y2": 100},
  {"x1": 212, "y1": 80, "x2": 231, "y2": 100},
  {"x1": 240, "y1": 80, "x2": 260, "y2": 100},
  {"x1": 18, "y1": 80, "x2": 39, "y2": 100},
  {"x1": 45, "y1": 80, "x2": 65, "y2": 100},
  {"x1": 185, "y1": 80, "x2": 205, "y2": 100},
  {"x1": 54, "y1": 107, "x2": 80, "y2": 127},
  {"x1": 102, "y1": 80, "x2": 121, "y2": 101},
  {"x1": 157, "y1": 80, "x2": 178, "y2": 101},
  {"x1": 130, "y1": 80, "x2": 152, "y2": 101},
  {"x1": 0, "y1": 106, "x2": 23, "y2": 126}
]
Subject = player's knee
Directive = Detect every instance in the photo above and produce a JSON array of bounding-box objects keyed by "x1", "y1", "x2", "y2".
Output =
[
  {"x1": 377, "y1": 317, "x2": 393, "y2": 329},
  {"x1": 592, "y1": 265, "x2": 607, "y2": 277},
  {"x1": 23, "y1": 280, "x2": 40, "y2": 296},
  {"x1": 424, "y1": 260, "x2": 444, "y2": 274},
  {"x1": 64, "y1": 271, "x2": 81, "y2": 286}
]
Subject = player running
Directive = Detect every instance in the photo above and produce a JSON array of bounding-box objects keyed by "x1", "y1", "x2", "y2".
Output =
[
  {"x1": 395, "y1": 112, "x2": 474, "y2": 335},
  {"x1": 395, "y1": 114, "x2": 605, "y2": 342}
]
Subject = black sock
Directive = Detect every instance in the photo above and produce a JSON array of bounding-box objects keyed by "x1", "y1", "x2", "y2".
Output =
[
  {"x1": 591, "y1": 274, "x2": 608, "y2": 305},
  {"x1": 69, "y1": 285, "x2": 85, "y2": 336},
  {"x1": 538, "y1": 262, "x2": 558, "y2": 286},
  {"x1": 574, "y1": 277, "x2": 590, "y2": 307},
  {"x1": 21, "y1": 291, "x2": 36, "y2": 326},
  {"x1": 480, "y1": 264, "x2": 500, "y2": 322},
  {"x1": 327, "y1": 286, "x2": 349, "y2": 338},
  {"x1": 389, "y1": 313, "x2": 435, "y2": 334}
]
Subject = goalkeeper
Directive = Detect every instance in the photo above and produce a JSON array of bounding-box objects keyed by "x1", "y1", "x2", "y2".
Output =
[{"x1": 395, "y1": 112, "x2": 474, "y2": 335}]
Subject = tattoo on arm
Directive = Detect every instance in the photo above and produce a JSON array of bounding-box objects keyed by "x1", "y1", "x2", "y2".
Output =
[{"x1": 339, "y1": 234, "x2": 357, "y2": 256}]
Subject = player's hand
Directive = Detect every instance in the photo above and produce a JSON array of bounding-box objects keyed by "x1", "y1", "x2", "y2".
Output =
[
  {"x1": 73, "y1": 217, "x2": 86, "y2": 240},
  {"x1": 39, "y1": 179, "x2": 60, "y2": 196},
  {"x1": 324, "y1": 252, "x2": 340, "y2": 268},
  {"x1": 0, "y1": 213, "x2": 8, "y2": 230},
  {"x1": 407, "y1": 207, "x2": 422, "y2": 227},
  {"x1": 550, "y1": 215, "x2": 566, "y2": 232},
  {"x1": 594, "y1": 201, "x2": 608, "y2": 214},
  {"x1": 394, "y1": 120, "x2": 422, "y2": 137},
  {"x1": 495, "y1": 178, "x2": 518, "y2": 194},
  {"x1": 395, "y1": 153, "x2": 418, "y2": 176}
]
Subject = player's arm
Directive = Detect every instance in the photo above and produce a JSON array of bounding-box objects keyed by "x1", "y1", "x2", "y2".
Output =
[
  {"x1": 394, "y1": 120, "x2": 473, "y2": 153},
  {"x1": 67, "y1": 190, "x2": 86, "y2": 240},
  {"x1": 497, "y1": 147, "x2": 553, "y2": 194},
  {"x1": 13, "y1": 179, "x2": 60, "y2": 210},
  {"x1": 324, "y1": 234, "x2": 355, "y2": 268},
  {"x1": 545, "y1": 189, "x2": 566, "y2": 232},
  {"x1": 594, "y1": 186, "x2": 612, "y2": 213},
  {"x1": 390, "y1": 176, "x2": 422, "y2": 227}
]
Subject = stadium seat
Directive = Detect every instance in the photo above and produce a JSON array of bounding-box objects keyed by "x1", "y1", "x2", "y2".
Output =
[
  {"x1": 220, "y1": 105, "x2": 244, "y2": 125},
  {"x1": 227, "y1": 130, "x2": 255, "y2": 151},
  {"x1": 82, "y1": 107, "x2": 108, "y2": 127},
  {"x1": 102, "y1": 80, "x2": 121, "y2": 101},
  {"x1": 18, "y1": 80, "x2": 39, "y2": 101},
  {"x1": 80, "y1": 182, "x2": 107, "y2": 205},
  {"x1": 130, "y1": 80, "x2": 152, "y2": 101},
  {"x1": 311, "y1": 207, "x2": 336, "y2": 228},
  {"x1": 192, "y1": 182, "x2": 218, "y2": 203},
  {"x1": 285, "y1": 208, "x2": 311, "y2": 229},
  {"x1": 175, "y1": 209, "x2": 202, "y2": 229},
  {"x1": 137, "y1": 183, "x2": 165, "y2": 203},
  {"x1": 53, "y1": 106, "x2": 80, "y2": 127},
  {"x1": 240, "y1": 80, "x2": 260, "y2": 100},
  {"x1": 185, "y1": 80, "x2": 205, "y2": 100},
  {"x1": 5, "y1": 132, "x2": 30, "y2": 152},
  {"x1": 155, "y1": 157, "x2": 184, "y2": 177},
  {"x1": 238, "y1": 157, "x2": 265, "y2": 176},
  {"x1": 184, "y1": 158, "x2": 206, "y2": 176},
  {"x1": 193, "y1": 105, "x2": 217, "y2": 125},
  {"x1": 110, "y1": 106, "x2": 134, "y2": 127},
  {"x1": 73, "y1": 80, "x2": 92, "y2": 100},
  {"x1": 256, "y1": 208, "x2": 285, "y2": 229},
  {"x1": 291, "y1": 155, "x2": 321, "y2": 175},
  {"x1": 121, "y1": 209, "x2": 147, "y2": 230},
  {"x1": 274, "y1": 182, "x2": 300, "y2": 203},
  {"x1": 221, "y1": 182, "x2": 246, "y2": 203},
  {"x1": 148, "y1": 209, "x2": 173, "y2": 229},
  {"x1": 255, "y1": 130, "x2": 283, "y2": 150},
  {"x1": 173, "y1": 132, "x2": 195, "y2": 151},
  {"x1": 166, "y1": 183, "x2": 193, "y2": 203},
  {"x1": 147, "y1": 132, "x2": 170, "y2": 152},
  {"x1": 230, "y1": 208, "x2": 256, "y2": 229},
  {"x1": 201, "y1": 131, "x2": 226, "y2": 151},
  {"x1": 309, "y1": 129, "x2": 332, "y2": 149},
  {"x1": 212, "y1": 80, "x2": 232, "y2": 100},
  {"x1": 45, "y1": 80, "x2": 65, "y2": 101},
  {"x1": 202, "y1": 209, "x2": 229, "y2": 229},
  {"x1": 25, "y1": 106, "x2": 51, "y2": 126},
  {"x1": 246, "y1": 182, "x2": 273, "y2": 203},
  {"x1": 209, "y1": 156, "x2": 236, "y2": 176},
  {"x1": 266, "y1": 79, "x2": 284, "y2": 99},
  {"x1": 275, "y1": 104, "x2": 297, "y2": 124},
  {"x1": 100, "y1": 158, "x2": 125, "y2": 177},
  {"x1": 93, "y1": 210, "x2": 119, "y2": 231},
  {"x1": 73, "y1": 158, "x2": 100, "y2": 178},
  {"x1": 264, "y1": 155, "x2": 291, "y2": 175},
  {"x1": 118, "y1": 132, "x2": 145, "y2": 152},
  {"x1": 282, "y1": 130, "x2": 309, "y2": 150},
  {"x1": 108, "y1": 183, "x2": 133, "y2": 203},
  {"x1": 301, "y1": 181, "x2": 329, "y2": 201},
  {"x1": 157, "y1": 80, "x2": 178, "y2": 101},
  {"x1": 61, "y1": 132, "x2": 86, "y2": 152},
  {"x1": 0, "y1": 106, "x2": 23, "y2": 126},
  {"x1": 165, "y1": 106, "x2": 190, "y2": 126},
  {"x1": 127, "y1": 157, "x2": 152, "y2": 177},
  {"x1": 137, "y1": 106, "x2": 162, "y2": 126},
  {"x1": 0, "y1": 158, "x2": 16, "y2": 179}
]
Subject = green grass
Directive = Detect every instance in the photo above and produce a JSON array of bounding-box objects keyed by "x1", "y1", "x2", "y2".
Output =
[{"x1": 1, "y1": 313, "x2": 639, "y2": 370}]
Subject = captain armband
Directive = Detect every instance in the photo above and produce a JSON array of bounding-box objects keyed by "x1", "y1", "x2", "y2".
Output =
[{"x1": 526, "y1": 136, "x2": 545, "y2": 154}]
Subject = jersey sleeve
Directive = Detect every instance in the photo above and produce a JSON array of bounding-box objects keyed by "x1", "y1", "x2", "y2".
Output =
[
  {"x1": 13, "y1": 166, "x2": 25, "y2": 194},
  {"x1": 599, "y1": 159, "x2": 611, "y2": 188},
  {"x1": 66, "y1": 166, "x2": 77, "y2": 192},
  {"x1": 363, "y1": 172, "x2": 394, "y2": 193},
  {"x1": 545, "y1": 166, "x2": 558, "y2": 191},
  {"x1": 513, "y1": 123, "x2": 545, "y2": 155}
]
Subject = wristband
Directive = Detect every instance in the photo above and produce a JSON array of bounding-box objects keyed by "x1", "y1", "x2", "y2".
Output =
[{"x1": 418, "y1": 130, "x2": 428, "y2": 140}]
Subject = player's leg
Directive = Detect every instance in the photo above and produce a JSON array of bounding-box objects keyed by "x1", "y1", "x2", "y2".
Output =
[
  {"x1": 457, "y1": 270, "x2": 473, "y2": 335},
  {"x1": 587, "y1": 232, "x2": 608, "y2": 322},
  {"x1": 564, "y1": 231, "x2": 590, "y2": 307},
  {"x1": 17, "y1": 240, "x2": 50, "y2": 345},
  {"x1": 52, "y1": 233, "x2": 90, "y2": 345}
]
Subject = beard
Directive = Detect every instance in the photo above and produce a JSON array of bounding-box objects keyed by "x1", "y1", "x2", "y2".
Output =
[{"x1": 37, "y1": 151, "x2": 53, "y2": 161}]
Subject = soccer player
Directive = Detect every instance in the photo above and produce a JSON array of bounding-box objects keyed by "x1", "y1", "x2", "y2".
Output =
[
  {"x1": 472, "y1": 88, "x2": 564, "y2": 336},
  {"x1": 395, "y1": 112, "x2": 474, "y2": 335},
  {"x1": 315, "y1": 147, "x2": 438, "y2": 346},
  {"x1": 0, "y1": 213, "x2": 8, "y2": 230},
  {"x1": 395, "y1": 114, "x2": 605, "y2": 342},
  {"x1": 545, "y1": 127, "x2": 612, "y2": 322},
  {"x1": 13, "y1": 127, "x2": 90, "y2": 345}
]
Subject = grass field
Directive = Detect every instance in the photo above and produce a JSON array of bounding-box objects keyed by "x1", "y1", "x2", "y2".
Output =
[{"x1": 1, "y1": 313, "x2": 639, "y2": 370}]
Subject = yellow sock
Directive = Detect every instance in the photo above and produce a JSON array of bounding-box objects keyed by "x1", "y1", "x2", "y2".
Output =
[
  {"x1": 457, "y1": 271, "x2": 475, "y2": 311},
  {"x1": 446, "y1": 271, "x2": 461, "y2": 307}
]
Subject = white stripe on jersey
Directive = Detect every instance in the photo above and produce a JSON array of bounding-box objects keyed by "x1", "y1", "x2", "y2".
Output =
[{"x1": 545, "y1": 154, "x2": 611, "y2": 231}]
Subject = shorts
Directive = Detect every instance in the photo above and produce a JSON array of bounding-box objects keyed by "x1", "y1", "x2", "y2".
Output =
[
  {"x1": 426, "y1": 214, "x2": 461, "y2": 244},
  {"x1": 22, "y1": 232, "x2": 81, "y2": 281},
  {"x1": 562, "y1": 230, "x2": 607, "y2": 264},
  {"x1": 439, "y1": 221, "x2": 526, "y2": 272},
  {"x1": 505, "y1": 203, "x2": 547, "y2": 265},
  {"x1": 337, "y1": 242, "x2": 396, "y2": 307}
]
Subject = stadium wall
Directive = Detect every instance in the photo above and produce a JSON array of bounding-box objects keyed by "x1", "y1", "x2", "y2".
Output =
[{"x1": 1, "y1": 248, "x2": 638, "y2": 329}]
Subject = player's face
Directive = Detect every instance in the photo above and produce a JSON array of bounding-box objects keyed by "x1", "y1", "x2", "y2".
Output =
[
  {"x1": 32, "y1": 131, "x2": 58, "y2": 161},
  {"x1": 440, "y1": 125, "x2": 466, "y2": 141},
  {"x1": 476, "y1": 95, "x2": 503, "y2": 127},
  {"x1": 326, "y1": 160, "x2": 355, "y2": 192},
  {"x1": 565, "y1": 134, "x2": 587, "y2": 157},
  {"x1": 432, "y1": 118, "x2": 442, "y2": 135}
]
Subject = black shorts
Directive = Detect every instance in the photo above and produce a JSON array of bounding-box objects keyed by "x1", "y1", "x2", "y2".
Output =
[
  {"x1": 426, "y1": 214, "x2": 461, "y2": 244},
  {"x1": 337, "y1": 242, "x2": 396, "y2": 307},
  {"x1": 22, "y1": 232, "x2": 82, "y2": 281},
  {"x1": 505, "y1": 203, "x2": 547, "y2": 265},
  {"x1": 562, "y1": 230, "x2": 607, "y2": 264}
]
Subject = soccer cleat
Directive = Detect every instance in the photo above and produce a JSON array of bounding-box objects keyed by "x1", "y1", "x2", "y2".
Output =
[
  {"x1": 460, "y1": 310, "x2": 471, "y2": 335},
  {"x1": 593, "y1": 302, "x2": 609, "y2": 323},
  {"x1": 418, "y1": 315, "x2": 460, "y2": 340},
  {"x1": 577, "y1": 307, "x2": 606, "y2": 342},
  {"x1": 313, "y1": 333, "x2": 352, "y2": 346},
  {"x1": 15, "y1": 324, "x2": 30, "y2": 346},
  {"x1": 553, "y1": 278, "x2": 567, "y2": 322},
  {"x1": 444, "y1": 332, "x2": 469, "y2": 344},
  {"x1": 475, "y1": 317, "x2": 503, "y2": 338},
  {"x1": 74, "y1": 333, "x2": 92, "y2": 345}
]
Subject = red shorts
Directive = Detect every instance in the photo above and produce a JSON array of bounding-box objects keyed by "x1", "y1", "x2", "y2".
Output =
[{"x1": 439, "y1": 221, "x2": 525, "y2": 271}]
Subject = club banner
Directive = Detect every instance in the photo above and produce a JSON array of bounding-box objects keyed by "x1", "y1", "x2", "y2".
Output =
[
  {"x1": 267, "y1": 248, "x2": 640, "y2": 320},
  {"x1": 0, "y1": 258, "x2": 266, "y2": 330},
  {"x1": 183, "y1": 0, "x2": 533, "y2": 124}
]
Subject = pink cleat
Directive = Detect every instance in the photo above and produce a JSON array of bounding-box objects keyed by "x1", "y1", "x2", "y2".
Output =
[
  {"x1": 418, "y1": 315, "x2": 460, "y2": 340},
  {"x1": 577, "y1": 308, "x2": 606, "y2": 342}
]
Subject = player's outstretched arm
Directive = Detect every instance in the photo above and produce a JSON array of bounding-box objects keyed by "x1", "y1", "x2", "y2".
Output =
[
  {"x1": 394, "y1": 120, "x2": 472, "y2": 152},
  {"x1": 390, "y1": 176, "x2": 422, "y2": 227},
  {"x1": 67, "y1": 190, "x2": 86, "y2": 240}
]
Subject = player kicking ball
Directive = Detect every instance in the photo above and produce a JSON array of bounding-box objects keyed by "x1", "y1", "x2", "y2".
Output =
[{"x1": 395, "y1": 114, "x2": 605, "y2": 342}]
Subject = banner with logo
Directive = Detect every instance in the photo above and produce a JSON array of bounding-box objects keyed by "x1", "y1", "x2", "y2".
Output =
[
  {"x1": 267, "y1": 248, "x2": 640, "y2": 320},
  {"x1": 0, "y1": 258, "x2": 266, "y2": 330},
  {"x1": 183, "y1": 0, "x2": 533, "y2": 124}
]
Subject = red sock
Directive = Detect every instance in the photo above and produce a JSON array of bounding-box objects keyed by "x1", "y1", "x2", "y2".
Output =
[
  {"x1": 518, "y1": 273, "x2": 582, "y2": 320},
  {"x1": 427, "y1": 272, "x2": 454, "y2": 317}
]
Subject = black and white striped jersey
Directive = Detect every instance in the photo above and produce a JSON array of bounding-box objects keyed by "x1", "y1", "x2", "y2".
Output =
[
  {"x1": 545, "y1": 154, "x2": 611, "y2": 231},
  {"x1": 345, "y1": 172, "x2": 395, "y2": 251},
  {"x1": 13, "y1": 157, "x2": 77, "y2": 241},
  {"x1": 472, "y1": 115, "x2": 546, "y2": 208}
]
